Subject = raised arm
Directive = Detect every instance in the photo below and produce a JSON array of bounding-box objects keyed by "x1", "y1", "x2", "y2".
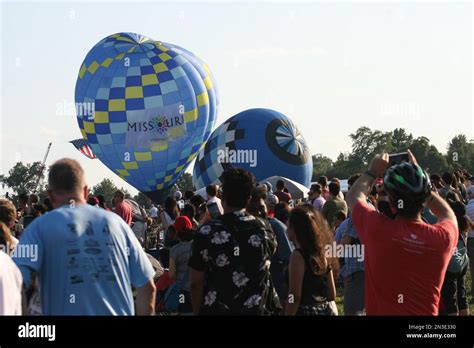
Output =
[
  {"x1": 405, "y1": 150, "x2": 457, "y2": 226},
  {"x1": 426, "y1": 192, "x2": 457, "y2": 226},
  {"x1": 346, "y1": 174, "x2": 374, "y2": 212},
  {"x1": 346, "y1": 153, "x2": 389, "y2": 212}
]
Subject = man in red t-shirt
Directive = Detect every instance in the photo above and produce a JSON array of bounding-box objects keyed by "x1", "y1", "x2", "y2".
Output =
[
  {"x1": 114, "y1": 190, "x2": 132, "y2": 226},
  {"x1": 346, "y1": 150, "x2": 457, "y2": 315}
]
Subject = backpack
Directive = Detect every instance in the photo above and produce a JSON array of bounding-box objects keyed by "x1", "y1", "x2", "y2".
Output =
[
  {"x1": 155, "y1": 271, "x2": 175, "y2": 314},
  {"x1": 447, "y1": 234, "x2": 469, "y2": 273},
  {"x1": 155, "y1": 269, "x2": 189, "y2": 314},
  {"x1": 163, "y1": 283, "x2": 180, "y2": 312}
]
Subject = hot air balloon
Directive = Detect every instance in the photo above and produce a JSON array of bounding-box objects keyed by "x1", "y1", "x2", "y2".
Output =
[
  {"x1": 75, "y1": 33, "x2": 218, "y2": 202},
  {"x1": 193, "y1": 108, "x2": 312, "y2": 189}
]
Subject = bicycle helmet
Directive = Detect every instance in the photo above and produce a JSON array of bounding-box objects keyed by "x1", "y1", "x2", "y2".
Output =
[{"x1": 383, "y1": 162, "x2": 431, "y2": 203}]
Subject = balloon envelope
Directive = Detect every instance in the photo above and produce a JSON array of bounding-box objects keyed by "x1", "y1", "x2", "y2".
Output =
[
  {"x1": 193, "y1": 108, "x2": 312, "y2": 189},
  {"x1": 260, "y1": 176, "x2": 310, "y2": 200},
  {"x1": 75, "y1": 33, "x2": 218, "y2": 202}
]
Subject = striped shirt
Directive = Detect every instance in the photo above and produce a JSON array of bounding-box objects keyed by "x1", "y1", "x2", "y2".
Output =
[
  {"x1": 467, "y1": 199, "x2": 474, "y2": 238},
  {"x1": 335, "y1": 216, "x2": 365, "y2": 278}
]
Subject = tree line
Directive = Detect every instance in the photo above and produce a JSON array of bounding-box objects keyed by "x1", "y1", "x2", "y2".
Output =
[
  {"x1": 312, "y1": 127, "x2": 473, "y2": 181},
  {"x1": 0, "y1": 163, "x2": 194, "y2": 208}
]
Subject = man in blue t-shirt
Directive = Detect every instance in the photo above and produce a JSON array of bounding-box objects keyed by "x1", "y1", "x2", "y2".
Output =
[
  {"x1": 265, "y1": 193, "x2": 293, "y2": 302},
  {"x1": 13, "y1": 158, "x2": 156, "y2": 315}
]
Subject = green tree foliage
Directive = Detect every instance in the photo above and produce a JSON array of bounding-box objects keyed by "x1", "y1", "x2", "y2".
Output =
[
  {"x1": 391, "y1": 128, "x2": 413, "y2": 153},
  {"x1": 349, "y1": 127, "x2": 377, "y2": 164},
  {"x1": 446, "y1": 134, "x2": 473, "y2": 172},
  {"x1": 133, "y1": 192, "x2": 152, "y2": 208},
  {"x1": 312, "y1": 127, "x2": 470, "y2": 179},
  {"x1": 329, "y1": 153, "x2": 362, "y2": 180},
  {"x1": 0, "y1": 161, "x2": 46, "y2": 201},
  {"x1": 91, "y1": 179, "x2": 131, "y2": 206},
  {"x1": 91, "y1": 178, "x2": 118, "y2": 205},
  {"x1": 175, "y1": 172, "x2": 194, "y2": 192},
  {"x1": 311, "y1": 154, "x2": 334, "y2": 181},
  {"x1": 409, "y1": 137, "x2": 449, "y2": 174}
]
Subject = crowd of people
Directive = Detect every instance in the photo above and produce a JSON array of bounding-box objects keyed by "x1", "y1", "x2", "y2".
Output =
[{"x1": 0, "y1": 150, "x2": 473, "y2": 316}]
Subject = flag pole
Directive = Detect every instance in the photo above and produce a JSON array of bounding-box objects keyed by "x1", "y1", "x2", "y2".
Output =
[{"x1": 33, "y1": 142, "x2": 52, "y2": 194}]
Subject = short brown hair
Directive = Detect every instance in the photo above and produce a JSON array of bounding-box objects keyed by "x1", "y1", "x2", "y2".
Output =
[
  {"x1": 329, "y1": 181, "x2": 341, "y2": 196},
  {"x1": 206, "y1": 184, "x2": 217, "y2": 197},
  {"x1": 48, "y1": 158, "x2": 85, "y2": 194},
  {"x1": 114, "y1": 190, "x2": 125, "y2": 199},
  {"x1": 0, "y1": 199, "x2": 17, "y2": 227},
  {"x1": 310, "y1": 183, "x2": 322, "y2": 194},
  {"x1": 28, "y1": 194, "x2": 39, "y2": 205}
]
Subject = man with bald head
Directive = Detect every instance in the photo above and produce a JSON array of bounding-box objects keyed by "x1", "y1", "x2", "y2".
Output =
[{"x1": 13, "y1": 158, "x2": 156, "y2": 315}]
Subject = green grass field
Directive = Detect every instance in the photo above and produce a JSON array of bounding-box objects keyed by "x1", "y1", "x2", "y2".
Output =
[{"x1": 335, "y1": 270, "x2": 473, "y2": 315}]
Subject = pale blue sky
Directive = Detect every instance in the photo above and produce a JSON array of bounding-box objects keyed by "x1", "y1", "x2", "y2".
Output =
[{"x1": 1, "y1": 1, "x2": 472, "y2": 195}]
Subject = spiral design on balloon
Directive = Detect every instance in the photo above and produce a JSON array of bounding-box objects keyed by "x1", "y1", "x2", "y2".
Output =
[{"x1": 265, "y1": 118, "x2": 310, "y2": 165}]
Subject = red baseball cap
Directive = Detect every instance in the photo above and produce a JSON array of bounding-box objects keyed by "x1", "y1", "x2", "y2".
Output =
[{"x1": 173, "y1": 216, "x2": 193, "y2": 233}]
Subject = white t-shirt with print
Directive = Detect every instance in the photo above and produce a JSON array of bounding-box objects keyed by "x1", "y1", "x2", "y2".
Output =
[{"x1": 0, "y1": 251, "x2": 22, "y2": 315}]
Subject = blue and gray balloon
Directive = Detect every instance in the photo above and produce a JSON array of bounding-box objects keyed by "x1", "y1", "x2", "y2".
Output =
[{"x1": 192, "y1": 108, "x2": 312, "y2": 189}]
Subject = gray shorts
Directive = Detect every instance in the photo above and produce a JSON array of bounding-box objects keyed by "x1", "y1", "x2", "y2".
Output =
[{"x1": 343, "y1": 271, "x2": 365, "y2": 315}]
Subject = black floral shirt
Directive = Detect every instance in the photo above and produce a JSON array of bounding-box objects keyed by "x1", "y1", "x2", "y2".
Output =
[{"x1": 188, "y1": 210, "x2": 280, "y2": 315}]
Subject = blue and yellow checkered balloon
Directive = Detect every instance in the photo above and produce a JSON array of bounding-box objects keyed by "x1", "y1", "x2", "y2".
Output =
[{"x1": 75, "y1": 33, "x2": 218, "y2": 202}]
